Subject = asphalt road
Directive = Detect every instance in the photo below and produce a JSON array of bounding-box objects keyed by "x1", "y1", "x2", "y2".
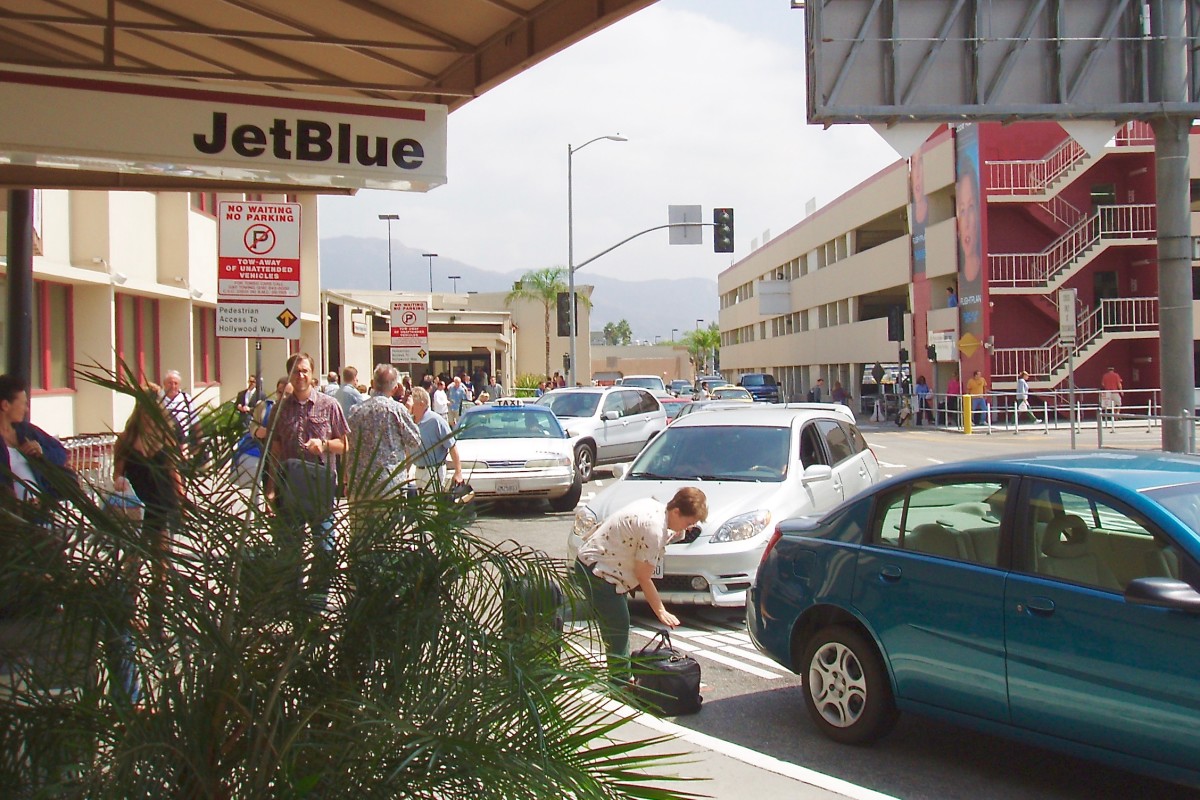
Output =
[{"x1": 468, "y1": 422, "x2": 1197, "y2": 800}]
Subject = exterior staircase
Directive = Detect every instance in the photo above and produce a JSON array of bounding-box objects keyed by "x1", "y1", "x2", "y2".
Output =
[
  {"x1": 991, "y1": 297, "x2": 1158, "y2": 388},
  {"x1": 988, "y1": 204, "x2": 1156, "y2": 293}
]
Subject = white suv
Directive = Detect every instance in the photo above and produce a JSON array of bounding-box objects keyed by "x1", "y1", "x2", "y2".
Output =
[
  {"x1": 536, "y1": 386, "x2": 667, "y2": 482},
  {"x1": 618, "y1": 375, "x2": 667, "y2": 392}
]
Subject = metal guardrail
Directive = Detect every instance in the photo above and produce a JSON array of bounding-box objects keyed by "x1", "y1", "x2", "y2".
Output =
[{"x1": 62, "y1": 434, "x2": 117, "y2": 498}]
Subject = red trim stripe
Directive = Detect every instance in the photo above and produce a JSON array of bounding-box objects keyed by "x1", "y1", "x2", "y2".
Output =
[{"x1": 0, "y1": 69, "x2": 427, "y2": 122}]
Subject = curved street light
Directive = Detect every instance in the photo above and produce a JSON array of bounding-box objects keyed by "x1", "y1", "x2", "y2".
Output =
[
  {"x1": 568, "y1": 134, "x2": 627, "y2": 386},
  {"x1": 422, "y1": 253, "x2": 438, "y2": 293},
  {"x1": 379, "y1": 213, "x2": 399, "y2": 291}
]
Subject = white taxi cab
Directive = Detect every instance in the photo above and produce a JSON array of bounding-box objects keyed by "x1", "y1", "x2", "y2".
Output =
[{"x1": 455, "y1": 399, "x2": 582, "y2": 512}]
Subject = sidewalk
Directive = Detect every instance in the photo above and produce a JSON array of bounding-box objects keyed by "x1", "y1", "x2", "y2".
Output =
[{"x1": 596, "y1": 695, "x2": 898, "y2": 800}]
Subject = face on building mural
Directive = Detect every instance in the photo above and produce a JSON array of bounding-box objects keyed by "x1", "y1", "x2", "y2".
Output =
[{"x1": 956, "y1": 169, "x2": 981, "y2": 283}]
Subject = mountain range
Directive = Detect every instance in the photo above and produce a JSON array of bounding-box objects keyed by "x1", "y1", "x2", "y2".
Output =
[{"x1": 319, "y1": 236, "x2": 720, "y2": 342}]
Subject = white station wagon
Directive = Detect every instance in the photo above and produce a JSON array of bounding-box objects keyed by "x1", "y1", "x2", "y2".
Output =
[{"x1": 568, "y1": 406, "x2": 881, "y2": 606}]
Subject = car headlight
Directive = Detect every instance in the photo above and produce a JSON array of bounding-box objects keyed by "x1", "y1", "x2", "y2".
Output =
[
  {"x1": 573, "y1": 505, "x2": 599, "y2": 539},
  {"x1": 709, "y1": 509, "x2": 772, "y2": 543},
  {"x1": 526, "y1": 455, "x2": 572, "y2": 468}
]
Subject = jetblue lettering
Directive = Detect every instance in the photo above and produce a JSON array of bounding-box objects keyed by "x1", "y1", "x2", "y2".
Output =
[{"x1": 193, "y1": 112, "x2": 425, "y2": 170}]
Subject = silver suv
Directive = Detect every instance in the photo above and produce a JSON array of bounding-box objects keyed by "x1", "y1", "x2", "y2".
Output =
[{"x1": 536, "y1": 386, "x2": 667, "y2": 482}]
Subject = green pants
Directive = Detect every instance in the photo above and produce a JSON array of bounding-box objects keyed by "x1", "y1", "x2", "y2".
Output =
[{"x1": 573, "y1": 559, "x2": 630, "y2": 676}]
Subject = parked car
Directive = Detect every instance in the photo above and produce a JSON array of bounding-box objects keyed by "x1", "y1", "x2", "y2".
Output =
[
  {"x1": 669, "y1": 379, "x2": 693, "y2": 397},
  {"x1": 536, "y1": 386, "x2": 667, "y2": 482},
  {"x1": 455, "y1": 401, "x2": 581, "y2": 512},
  {"x1": 660, "y1": 396, "x2": 692, "y2": 423},
  {"x1": 748, "y1": 451, "x2": 1200, "y2": 788},
  {"x1": 738, "y1": 372, "x2": 780, "y2": 403},
  {"x1": 618, "y1": 375, "x2": 667, "y2": 393},
  {"x1": 568, "y1": 406, "x2": 880, "y2": 606},
  {"x1": 710, "y1": 386, "x2": 754, "y2": 402}
]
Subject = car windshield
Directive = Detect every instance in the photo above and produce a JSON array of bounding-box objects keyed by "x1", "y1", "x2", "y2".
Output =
[
  {"x1": 457, "y1": 408, "x2": 565, "y2": 440},
  {"x1": 537, "y1": 392, "x2": 600, "y2": 418},
  {"x1": 741, "y1": 375, "x2": 773, "y2": 387},
  {"x1": 1143, "y1": 482, "x2": 1200, "y2": 536},
  {"x1": 663, "y1": 402, "x2": 689, "y2": 420},
  {"x1": 622, "y1": 377, "x2": 662, "y2": 389},
  {"x1": 628, "y1": 425, "x2": 790, "y2": 482}
]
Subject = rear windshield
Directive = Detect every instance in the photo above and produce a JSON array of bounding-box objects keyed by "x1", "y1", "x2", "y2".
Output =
[
  {"x1": 622, "y1": 377, "x2": 664, "y2": 390},
  {"x1": 537, "y1": 392, "x2": 599, "y2": 418},
  {"x1": 458, "y1": 408, "x2": 565, "y2": 440}
]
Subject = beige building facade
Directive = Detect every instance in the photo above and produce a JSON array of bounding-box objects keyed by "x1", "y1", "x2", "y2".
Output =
[
  {"x1": 0, "y1": 189, "x2": 323, "y2": 438},
  {"x1": 322, "y1": 287, "x2": 593, "y2": 391}
]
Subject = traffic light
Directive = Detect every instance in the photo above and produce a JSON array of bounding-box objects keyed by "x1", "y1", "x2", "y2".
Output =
[
  {"x1": 899, "y1": 348, "x2": 910, "y2": 363},
  {"x1": 887, "y1": 306, "x2": 904, "y2": 342},
  {"x1": 556, "y1": 292, "x2": 575, "y2": 337},
  {"x1": 713, "y1": 207, "x2": 734, "y2": 253}
]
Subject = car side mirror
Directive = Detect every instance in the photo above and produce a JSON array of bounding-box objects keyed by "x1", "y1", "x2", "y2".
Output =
[
  {"x1": 801, "y1": 464, "x2": 833, "y2": 484},
  {"x1": 1125, "y1": 577, "x2": 1200, "y2": 613},
  {"x1": 602, "y1": 410, "x2": 620, "y2": 421},
  {"x1": 611, "y1": 463, "x2": 627, "y2": 479}
]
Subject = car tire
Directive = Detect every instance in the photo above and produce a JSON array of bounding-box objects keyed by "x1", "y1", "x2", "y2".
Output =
[
  {"x1": 574, "y1": 443, "x2": 596, "y2": 483},
  {"x1": 800, "y1": 625, "x2": 897, "y2": 745},
  {"x1": 548, "y1": 474, "x2": 583, "y2": 513}
]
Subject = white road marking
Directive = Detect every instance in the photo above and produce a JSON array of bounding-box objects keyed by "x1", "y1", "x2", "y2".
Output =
[
  {"x1": 630, "y1": 624, "x2": 786, "y2": 680},
  {"x1": 926, "y1": 457, "x2": 945, "y2": 464},
  {"x1": 586, "y1": 692, "x2": 903, "y2": 800},
  {"x1": 876, "y1": 460, "x2": 906, "y2": 468}
]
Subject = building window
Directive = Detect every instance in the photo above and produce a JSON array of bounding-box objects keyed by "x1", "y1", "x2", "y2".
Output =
[
  {"x1": 0, "y1": 277, "x2": 75, "y2": 391},
  {"x1": 193, "y1": 307, "x2": 221, "y2": 385},
  {"x1": 115, "y1": 293, "x2": 160, "y2": 383},
  {"x1": 190, "y1": 191, "x2": 218, "y2": 216}
]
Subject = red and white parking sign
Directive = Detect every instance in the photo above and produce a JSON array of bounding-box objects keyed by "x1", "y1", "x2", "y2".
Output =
[
  {"x1": 217, "y1": 201, "x2": 301, "y2": 338},
  {"x1": 390, "y1": 300, "x2": 429, "y2": 363}
]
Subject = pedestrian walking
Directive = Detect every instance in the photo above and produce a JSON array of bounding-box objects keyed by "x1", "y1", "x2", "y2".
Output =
[
  {"x1": 409, "y1": 386, "x2": 463, "y2": 493},
  {"x1": 431, "y1": 379, "x2": 451, "y2": 418},
  {"x1": 113, "y1": 382, "x2": 185, "y2": 631},
  {"x1": 346, "y1": 364, "x2": 421, "y2": 501},
  {"x1": 161, "y1": 369, "x2": 198, "y2": 459},
  {"x1": 1016, "y1": 371, "x2": 1037, "y2": 423},
  {"x1": 966, "y1": 370, "x2": 989, "y2": 427},
  {"x1": 1100, "y1": 366, "x2": 1124, "y2": 422},
  {"x1": 573, "y1": 487, "x2": 707, "y2": 677},
  {"x1": 446, "y1": 376, "x2": 469, "y2": 426},
  {"x1": 267, "y1": 353, "x2": 349, "y2": 608},
  {"x1": 334, "y1": 366, "x2": 364, "y2": 420},
  {"x1": 914, "y1": 376, "x2": 934, "y2": 425},
  {"x1": 235, "y1": 375, "x2": 258, "y2": 428}
]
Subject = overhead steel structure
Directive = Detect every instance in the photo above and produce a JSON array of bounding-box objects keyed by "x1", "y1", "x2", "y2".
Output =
[
  {"x1": 0, "y1": 0, "x2": 654, "y2": 390},
  {"x1": 803, "y1": 0, "x2": 1200, "y2": 452}
]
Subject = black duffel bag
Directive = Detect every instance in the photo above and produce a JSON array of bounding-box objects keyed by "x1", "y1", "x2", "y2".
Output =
[{"x1": 632, "y1": 629, "x2": 703, "y2": 715}]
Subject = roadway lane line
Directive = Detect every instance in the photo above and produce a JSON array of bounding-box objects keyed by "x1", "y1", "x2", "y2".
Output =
[
  {"x1": 586, "y1": 692, "x2": 903, "y2": 800},
  {"x1": 876, "y1": 460, "x2": 906, "y2": 468},
  {"x1": 630, "y1": 626, "x2": 784, "y2": 679}
]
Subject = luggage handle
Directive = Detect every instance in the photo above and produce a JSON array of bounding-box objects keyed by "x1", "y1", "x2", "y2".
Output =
[{"x1": 636, "y1": 627, "x2": 675, "y2": 656}]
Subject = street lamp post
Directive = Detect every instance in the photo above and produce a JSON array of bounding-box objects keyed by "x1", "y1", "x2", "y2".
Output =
[
  {"x1": 379, "y1": 213, "x2": 399, "y2": 291},
  {"x1": 422, "y1": 253, "x2": 438, "y2": 293},
  {"x1": 671, "y1": 328, "x2": 678, "y2": 342},
  {"x1": 695, "y1": 319, "x2": 705, "y2": 374},
  {"x1": 568, "y1": 134, "x2": 627, "y2": 386},
  {"x1": 448, "y1": 274, "x2": 461, "y2": 293}
]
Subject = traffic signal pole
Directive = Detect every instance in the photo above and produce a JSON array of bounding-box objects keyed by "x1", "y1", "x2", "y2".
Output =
[{"x1": 573, "y1": 222, "x2": 721, "y2": 272}]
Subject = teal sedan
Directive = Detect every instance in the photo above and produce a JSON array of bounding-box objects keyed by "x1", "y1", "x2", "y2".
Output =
[{"x1": 748, "y1": 451, "x2": 1200, "y2": 788}]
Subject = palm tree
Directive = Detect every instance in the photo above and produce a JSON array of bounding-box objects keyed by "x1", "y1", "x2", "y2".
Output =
[
  {"x1": 0, "y1": 370, "x2": 701, "y2": 799},
  {"x1": 684, "y1": 323, "x2": 721, "y2": 376},
  {"x1": 506, "y1": 267, "x2": 590, "y2": 381}
]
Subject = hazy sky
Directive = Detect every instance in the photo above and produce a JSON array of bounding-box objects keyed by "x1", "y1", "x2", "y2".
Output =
[{"x1": 317, "y1": 1, "x2": 900, "y2": 285}]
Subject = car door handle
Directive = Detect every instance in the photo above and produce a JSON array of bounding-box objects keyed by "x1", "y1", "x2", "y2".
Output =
[
  {"x1": 879, "y1": 564, "x2": 902, "y2": 583},
  {"x1": 1021, "y1": 596, "x2": 1056, "y2": 617}
]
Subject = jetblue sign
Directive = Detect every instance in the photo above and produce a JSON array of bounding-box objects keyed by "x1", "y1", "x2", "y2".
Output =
[{"x1": 0, "y1": 67, "x2": 447, "y2": 191}]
